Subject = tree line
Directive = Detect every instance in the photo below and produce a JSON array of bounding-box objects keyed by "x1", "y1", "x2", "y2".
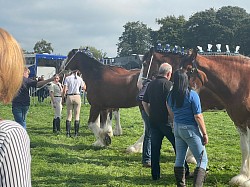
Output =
[
  {"x1": 117, "y1": 6, "x2": 250, "y2": 57},
  {"x1": 26, "y1": 6, "x2": 250, "y2": 58}
]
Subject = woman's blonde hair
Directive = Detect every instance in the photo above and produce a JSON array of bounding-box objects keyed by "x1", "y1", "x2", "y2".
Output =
[{"x1": 0, "y1": 28, "x2": 24, "y2": 103}]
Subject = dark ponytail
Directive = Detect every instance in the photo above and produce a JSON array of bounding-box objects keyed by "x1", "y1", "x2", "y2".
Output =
[{"x1": 171, "y1": 69, "x2": 189, "y2": 108}]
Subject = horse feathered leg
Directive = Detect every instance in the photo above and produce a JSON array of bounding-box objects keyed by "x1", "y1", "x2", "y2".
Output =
[
  {"x1": 126, "y1": 134, "x2": 144, "y2": 153},
  {"x1": 113, "y1": 109, "x2": 122, "y2": 136},
  {"x1": 88, "y1": 107, "x2": 111, "y2": 147},
  {"x1": 229, "y1": 127, "x2": 250, "y2": 186},
  {"x1": 126, "y1": 117, "x2": 145, "y2": 153},
  {"x1": 186, "y1": 148, "x2": 197, "y2": 164},
  {"x1": 101, "y1": 109, "x2": 113, "y2": 137}
]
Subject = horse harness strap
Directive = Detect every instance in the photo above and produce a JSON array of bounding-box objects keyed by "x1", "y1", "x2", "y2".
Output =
[
  {"x1": 59, "y1": 49, "x2": 81, "y2": 75},
  {"x1": 192, "y1": 60, "x2": 204, "y2": 86},
  {"x1": 143, "y1": 54, "x2": 154, "y2": 81}
]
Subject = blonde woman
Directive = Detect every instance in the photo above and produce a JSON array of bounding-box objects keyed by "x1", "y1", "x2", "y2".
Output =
[{"x1": 0, "y1": 28, "x2": 31, "y2": 186}]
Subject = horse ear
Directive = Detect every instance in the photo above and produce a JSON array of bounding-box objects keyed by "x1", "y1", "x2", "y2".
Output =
[
  {"x1": 150, "y1": 47, "x2": 155, "y2": 54},
  {"x1": 190, "y1": 48, "x2": 197, "y2": 61}
]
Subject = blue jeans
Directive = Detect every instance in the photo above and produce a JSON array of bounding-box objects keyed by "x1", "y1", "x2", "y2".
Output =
[
  {"x1": 174, "y1": 122, "x2": 208, "y2": 170},
  {"x1": 141, "y1": 110, "x2": 151, "y2": 164},
  {"x1": 151, "y1": 123, "x2": 190, "y2": 180},
  {"x1": 12, "y1": 106, "x2": 29, "y2": 129}
]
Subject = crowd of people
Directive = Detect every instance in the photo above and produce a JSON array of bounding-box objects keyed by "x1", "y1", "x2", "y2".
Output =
[{"x1": 0, "y1": 27, "x2": 208, "y2": 187}]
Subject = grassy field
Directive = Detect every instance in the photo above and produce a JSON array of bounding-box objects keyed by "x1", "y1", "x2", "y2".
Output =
[{"x1": 0, "y1": 99, "x2": 241, "y2": 187}]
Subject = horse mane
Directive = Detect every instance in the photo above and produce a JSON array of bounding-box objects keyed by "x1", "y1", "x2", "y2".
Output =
[{"x1": 200, "y1": 54, "x2": 250, "y2": 65}]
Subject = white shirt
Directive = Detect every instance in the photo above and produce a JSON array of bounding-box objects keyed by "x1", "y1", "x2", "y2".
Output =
[
  {"x1": 64, "y1": 74, "x2": 85, "y2": 94},
  {"x1": 49, "y1": 81, "x2": 63, "y2": 96}
]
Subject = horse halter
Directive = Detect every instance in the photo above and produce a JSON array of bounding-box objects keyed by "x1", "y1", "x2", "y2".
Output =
[
  {"x1": 141, "y1": 54, "x2": 154, "y2": 81},
  {"x1": 59, "y1": 49, "x2": 81, "y2": 75},
  {"x1": 187, "y1": 60, "x2": 204, "y2": 86},
  {"x1": 179, "y1": 56, "x2": 204, "y2": 86}
]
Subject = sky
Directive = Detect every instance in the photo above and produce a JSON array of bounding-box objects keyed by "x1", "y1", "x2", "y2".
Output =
[{"x1": 1, "y1": 0, "x2": 250, "y2": 57}]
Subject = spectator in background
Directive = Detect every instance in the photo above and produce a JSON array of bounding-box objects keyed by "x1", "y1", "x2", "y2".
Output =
[
  {"x1": 37, "y1": 75, "x2": 46, "y2": 102},
  {"x1": 63, "y1": 70, "x2": 86, "y2": 137},
  {"x1": 12, "y1": 67, "x2": 55, "y2": 129},
  {"x1": 0, "y1": 27, "x2": 31, "y2": 186},
  {"x1": 136, "y1": 72, "x2": 156, "y2": 168},
  {"x1": 137, "y1": 79, "x2": 152, "y2": 168},
  {"x1": 49, "y1": 74, "x2": 63, "y2": 133}
]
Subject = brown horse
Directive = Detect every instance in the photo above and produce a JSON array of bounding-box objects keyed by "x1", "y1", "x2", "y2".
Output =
[
  {"x1": 100, "y1": 66, "x2": 144, "y2": 138},
  {"x1": 61, "y1": 49, "x2": 144, "y2": 147},
  {"x1": 177, "y1": 49, "x2": 250, "y2": 187},
  {"x1": 141, "y1": 48, "x2": 224, "y2": 111}
]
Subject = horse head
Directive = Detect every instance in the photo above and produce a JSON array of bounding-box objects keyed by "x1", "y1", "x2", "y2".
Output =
[
  {"x1": 60, "y1": 49, "x2": 80, "y2": 73},
  {"x1": 179, "y1": 49, "x2": 208, "y2": 92},
  {"x1": 142, "y1": 47, "x2": 207, "y2": 92},
  {"x1": 142, "y1": 47, "x2": 190, "y2": 80}
]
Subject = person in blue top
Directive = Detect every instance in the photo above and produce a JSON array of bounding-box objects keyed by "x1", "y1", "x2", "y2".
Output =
[{"x1": 167, "y1": 69, "x2": 208, "y2": 187}]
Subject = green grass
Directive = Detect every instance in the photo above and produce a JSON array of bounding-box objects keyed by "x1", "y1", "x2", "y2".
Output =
[{"x1": 0, "y1": 99, "x2": 241, "y2": 187}]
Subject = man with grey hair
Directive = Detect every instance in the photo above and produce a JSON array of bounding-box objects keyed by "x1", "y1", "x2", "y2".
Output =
[{"x1": 142, "y1": 62, "x2": 190, "y2": 180}]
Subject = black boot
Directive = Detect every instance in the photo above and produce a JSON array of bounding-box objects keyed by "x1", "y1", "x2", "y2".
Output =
[
  {"x1": 56, "y1": 117, "x2": 61, "y2": 132},
  {"x1": 66, "y1": 120, "x2": 71, "y2": 137},
  {"x1": 74, "y1": 120, "x2": 80, "y2": 137},
  {"x1": 193, "y1": 167, "x2": 206, "y2": 187},
  {"x1": 174, "y1": 167, "x2": 186, "y2": 187},
  {"x1": 53, "y1": 118, "x2": 57, "y2": 133}
]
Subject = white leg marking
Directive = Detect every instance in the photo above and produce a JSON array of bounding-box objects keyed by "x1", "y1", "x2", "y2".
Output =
[
  {"x1": 113, "y1": 110, "x2": 122, "y2": 136},
  {"x1": 89, "y1": 121, "x2": 106, "y2": 147},
  {"x1": 229, "y1": 127, "x2": 250, "y2": 186},
  {"x1": 126, "y1": 134, "x2": 144, "y2": 153},
  {"x1": 126, "y1": 114, "x2": 145, "y2": 153},
  {"x1": 92, "y1": 139, "x2": 105, "y2": 147},
  {"x1": 102, "y1": 112, "x2": 113, "y2": 137},
  {"x1": 186, "y1": 148, "x2": 197, "y2": 164}
]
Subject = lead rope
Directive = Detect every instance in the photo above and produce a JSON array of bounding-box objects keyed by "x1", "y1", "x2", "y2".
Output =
[
  {"x1": 145, "y1": 54, "x2": 154, "y2": 80},
  {"x1": 30, "y1": 50, "x2": 80, "y2": 96},
  {"x1": 58, "y1": 49, "x2": 80, "y2": 75}
]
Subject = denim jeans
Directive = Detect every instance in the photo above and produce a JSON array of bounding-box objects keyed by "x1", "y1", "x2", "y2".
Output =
[
  {"x1": 141, "y1": 110, "x2": 151, "y2": 164},
  {"x1": 12, "y1": 106, "x2": 29, "y2": 129},
  {"x1": 174, "y1": 122, "x2": 208, "y2": 170},
  {"x1": 150, "y1": 123, "x2": 190, "y2": 180}
]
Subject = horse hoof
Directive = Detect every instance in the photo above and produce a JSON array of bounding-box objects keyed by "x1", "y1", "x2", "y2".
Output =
[{"x1": 103, "y1": 134, "x2": 111, "y2": 146}]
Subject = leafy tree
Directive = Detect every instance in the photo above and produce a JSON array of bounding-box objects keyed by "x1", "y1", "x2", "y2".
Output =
[
  {"x1": 216, "y1": 6, "x2": 250, "y2": 52},
  {"x1": 79, "y1": 45, "x2": 106, "y2": 60},
  {"x1": 216, "y1": 6, "x2": 249, "y2": 33},
  {"x1": 155, "y1": 15, "x2": 187, "y2": 48},
  {"x1": 117, "y1": 21, "x2": 152, "y2": 57},
  {"x1": 184, "y1": 8, "x2": 219, "y2": 50},
  {"x1": 184, "y1": 6, "x2": 250, "y2": 53},
  {"x1": 235, "y1": 17, "x2": 250, "y2": 55},
  {"x1": 33, "y1": 39, "x2": 53, "y2": 54}
]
